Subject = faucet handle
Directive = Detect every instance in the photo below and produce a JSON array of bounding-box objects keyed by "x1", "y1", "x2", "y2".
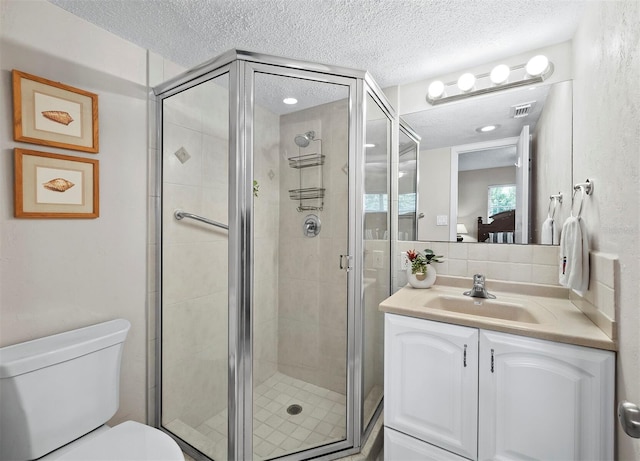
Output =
[{"x1": 473, "y1": 274, "x2": 485, "y2": 284}]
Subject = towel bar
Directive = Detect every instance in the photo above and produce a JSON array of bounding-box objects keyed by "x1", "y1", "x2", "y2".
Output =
[{"x1": 174, "y1": 210, "x2": 228, "y2": 230}]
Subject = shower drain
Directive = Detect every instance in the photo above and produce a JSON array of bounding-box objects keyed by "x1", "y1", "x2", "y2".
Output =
[{"x1": 286, "y1": 404, "x2": 303, "y2": 415}]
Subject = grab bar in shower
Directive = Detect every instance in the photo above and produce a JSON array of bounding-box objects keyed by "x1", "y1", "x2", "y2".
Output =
[{"x1": 174, "y1": 210, "x2": 228, "y2": 230}]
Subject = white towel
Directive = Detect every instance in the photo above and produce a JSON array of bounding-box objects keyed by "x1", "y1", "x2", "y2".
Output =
[
  {"x1": 559, "y1": 216, "x2": 589, "y2": 295},
  {"x1": 541, "y1": 217, "x2": 554, "y2": 244}
]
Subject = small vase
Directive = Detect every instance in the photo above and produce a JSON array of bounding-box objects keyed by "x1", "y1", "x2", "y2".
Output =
[{"x1": 406, "y1": 265, "x2": 437, "y2": 289}]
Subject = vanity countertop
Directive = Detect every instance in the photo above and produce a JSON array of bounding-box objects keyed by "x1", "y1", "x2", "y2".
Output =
[{"x1": 380, "y1": 282, "x2": 616, "y2": 351}]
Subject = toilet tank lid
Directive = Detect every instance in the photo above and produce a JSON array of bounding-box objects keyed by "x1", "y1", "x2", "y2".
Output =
[{"x1": 0, "y1": 319, "x2": 131, "y2": 378}]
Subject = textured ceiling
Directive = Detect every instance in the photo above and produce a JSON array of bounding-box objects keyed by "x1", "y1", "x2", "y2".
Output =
[{"x1": 46, "y1": 0, "x2": 586, "y2": 89}]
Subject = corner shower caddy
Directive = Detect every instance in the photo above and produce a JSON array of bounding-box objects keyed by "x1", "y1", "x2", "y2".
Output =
[{"x1": 288, "y1": 146, "x2": 325, "y2": 212}]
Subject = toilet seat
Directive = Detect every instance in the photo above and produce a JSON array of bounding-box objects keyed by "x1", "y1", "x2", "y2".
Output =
[{"x1": 54, "y1": 421, "x2": 183, "y2": 461}]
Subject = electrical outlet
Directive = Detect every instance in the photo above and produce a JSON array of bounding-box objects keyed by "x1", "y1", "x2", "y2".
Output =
[{"x1": 400, "y1": 252, "x2": 410, "y2": 270}]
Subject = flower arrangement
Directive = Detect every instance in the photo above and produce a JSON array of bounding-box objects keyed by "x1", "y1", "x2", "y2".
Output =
[{"x1": 407, "y1": 249, "x2": 443, "y2": 277}]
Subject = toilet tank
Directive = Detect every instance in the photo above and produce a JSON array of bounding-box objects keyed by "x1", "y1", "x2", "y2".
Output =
[{"x1": 0, "y1": 319, "x2": 131, "y2": 461}]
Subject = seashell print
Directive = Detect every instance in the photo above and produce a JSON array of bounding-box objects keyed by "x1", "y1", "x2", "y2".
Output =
[
  {"x1": 43, "y1": 178, "x2": 75, "y2": 192},
  {"x1": 41, "y1": 110, "x2": 74, "y2": 126}
]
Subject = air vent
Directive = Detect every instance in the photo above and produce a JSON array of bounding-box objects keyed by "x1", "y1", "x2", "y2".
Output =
[{"x1": 510, "y1": 101, "x2": 536, "y2": 118}]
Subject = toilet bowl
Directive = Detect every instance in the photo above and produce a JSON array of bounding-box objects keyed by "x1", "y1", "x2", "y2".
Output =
[
  {"x1": 0, "y1": 319, "x2": 183, "y2": 461},
  {"x1": 39, "y1": 421, "x2": 183, "y2": 461}
]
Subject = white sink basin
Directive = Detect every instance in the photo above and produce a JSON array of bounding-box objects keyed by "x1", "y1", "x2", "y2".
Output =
[{"x1": 423, "y1": 295, "x2": 542, "y2": 324}]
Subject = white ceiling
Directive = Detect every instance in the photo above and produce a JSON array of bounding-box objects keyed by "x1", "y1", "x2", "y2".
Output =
[{"x1": 46, "y1": 0, "x2": 586, "y2": 90}]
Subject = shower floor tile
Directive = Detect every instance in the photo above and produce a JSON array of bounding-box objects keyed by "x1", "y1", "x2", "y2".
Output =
[{"x1": 166, "y1": 372, "x2": 347, "y2": 460}]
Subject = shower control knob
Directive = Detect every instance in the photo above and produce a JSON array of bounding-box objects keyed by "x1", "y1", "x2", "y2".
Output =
[{"x1": 303, "y1": 214, "x2": 321, "y2": 238}]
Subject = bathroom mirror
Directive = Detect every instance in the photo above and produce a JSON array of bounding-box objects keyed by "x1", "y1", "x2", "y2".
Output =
[
  {"x1": 400, "y1": 80, "x2": 573, "y2": 245},
  {"x1": 398, "y1": 121, "x2": 420, "y2": 241}
]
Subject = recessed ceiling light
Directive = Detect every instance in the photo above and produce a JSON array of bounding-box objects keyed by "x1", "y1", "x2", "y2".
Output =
[
  {"x1": 476, "y1": 125, "x2": 499, "y2": 133},
  {"x1": 283, "y1": 97, "x2": 298, "y2": 105}
]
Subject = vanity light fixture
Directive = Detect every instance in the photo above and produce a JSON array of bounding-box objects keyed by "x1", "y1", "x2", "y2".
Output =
[
  {"x1": 283, "y1": 97, "x2": 298, "y2": 105},
  {"x1": 427, "y1": 80, "x2": 446, "y2": 100},
  {"x1": 365, "y1": 143, "x2": 376, "y2": 148},
  {"x1": 426, "y1": 54, "x2": 554, "y2": 105},
  {"x1": 525, "y1": 55, "x2": 550, "y2": 77},
  {"x1": 457, "y1": 73, "x2": 476, "y2": 92},
  {"x1": 490, "y1": 64, "x2": 511, "y2": 85}
]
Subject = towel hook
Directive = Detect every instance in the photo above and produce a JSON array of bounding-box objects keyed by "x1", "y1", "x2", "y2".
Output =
[
  {"x1": 571, "y1": 179, "x2": 593, "y2": 218},
  {"x1": 548, "y1": 192, "x2": 563, "y2": 219}
]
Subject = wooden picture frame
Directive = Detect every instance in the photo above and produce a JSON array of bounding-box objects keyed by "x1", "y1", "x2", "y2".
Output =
[
  {"x1": 14, "y1": 149, "x2": 99, "y2": 218},
  {"x1": 12, "y1": 70, "x2": 99, "y2": 153}
]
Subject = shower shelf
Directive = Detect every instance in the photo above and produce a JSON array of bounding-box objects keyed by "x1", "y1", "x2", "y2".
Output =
[
  {"x1": 288, "y1": 187, "x2": 325, "y2": 201},
  {"x1": 288, "y1": 153, "x2": 325, "y2": 169}
]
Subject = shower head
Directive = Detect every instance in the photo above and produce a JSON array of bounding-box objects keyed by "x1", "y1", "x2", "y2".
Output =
[{"x1": 294, "y1": 131, "x2": 315, "y2": 148}]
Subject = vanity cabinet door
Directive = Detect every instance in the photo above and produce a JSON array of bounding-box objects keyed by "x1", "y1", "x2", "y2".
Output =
[
  {"x1": 478, "y1": 330, "x2": 615, "y2": 461},
  {"x1": 385, "y1": 426, "x2": 471, "y2": 461},
  {"x1": 385, "y1": 313, "x2": 478, "y2": 460}
]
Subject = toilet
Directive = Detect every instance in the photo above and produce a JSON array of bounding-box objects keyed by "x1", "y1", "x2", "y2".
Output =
[{"x1": 0, "y1": 319, "x2": 183, "y2": 461}]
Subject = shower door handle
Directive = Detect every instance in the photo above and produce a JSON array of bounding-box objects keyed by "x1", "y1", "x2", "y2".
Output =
[{"x1": 339, "y1": 254, "x2": 352, "y2": 272}]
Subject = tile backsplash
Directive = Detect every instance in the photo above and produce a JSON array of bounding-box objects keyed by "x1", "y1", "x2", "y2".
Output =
[{"x1": 395, "y1": 241, "x2": 560, "y2": 292}]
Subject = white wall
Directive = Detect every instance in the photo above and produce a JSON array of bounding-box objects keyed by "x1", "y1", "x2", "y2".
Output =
[
  {"x1": 0, "y1": 0, "x2": 149, "y2": 425},
  {"x1": 572, "y1": 1, "x2": 640, "y2": 458},
  {"x1": 417, "y1": 147, "x2": 451, "y2": 241}
]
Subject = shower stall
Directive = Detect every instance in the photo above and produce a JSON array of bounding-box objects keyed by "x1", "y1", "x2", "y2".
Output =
[{"x1": 154, "y1": 50, "x2": 394, "y2": 460}]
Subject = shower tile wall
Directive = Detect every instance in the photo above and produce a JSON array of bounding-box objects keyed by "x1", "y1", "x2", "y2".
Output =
[
  {"x1": 162, "y1": 79, "x2": 230, "y2": 427},
  {"x1": 278, "y1": 99, "x2": 349, "y2": 395},
  {"x1": 161, "y1": 78, "x2": 279, "y2": 429},
  {"x1": 253, "y1": 103, "x2": 281, "y2": 385}
]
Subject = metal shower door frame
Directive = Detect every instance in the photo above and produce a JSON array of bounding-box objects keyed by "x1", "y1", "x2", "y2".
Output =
[
  {"x1": 239, "y1": 59, "x2": 361, "y2": 460},
  {"x1": 153, "y1": 50, "x2": 385, "y2": 460}
]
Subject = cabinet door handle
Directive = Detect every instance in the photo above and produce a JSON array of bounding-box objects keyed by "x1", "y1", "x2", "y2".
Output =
[
  {"x1": 490, "y1": 348, "x2": 495, "y2": 373},
  {"x1": 463, "y1": 344, "x2": 467, "y2": 367}
]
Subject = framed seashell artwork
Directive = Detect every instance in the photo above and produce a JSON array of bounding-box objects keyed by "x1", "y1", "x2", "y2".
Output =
[
  {"x1": 12, "y1": 70, "x2": 99, "y2": 153},
  {"x1": 14, "y1": 148, "x2": 99, "y2": 218}
]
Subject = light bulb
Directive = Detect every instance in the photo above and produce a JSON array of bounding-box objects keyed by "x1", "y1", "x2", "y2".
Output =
[
  {"x1": 457, "y1": 73, "x2": 476, "y2": 92},
  {"x1": 490, "y1": 64, "x2": 510, "y2": 85},
  {"x1": 283, "y1": 97, "x2": 298, "y2": 105},
  {"x1": 427, "y1": 80, "x2": 445, "y2": 100},
  {"x1": 525, "y1": 55, "x2": 550, "y2": 77}
]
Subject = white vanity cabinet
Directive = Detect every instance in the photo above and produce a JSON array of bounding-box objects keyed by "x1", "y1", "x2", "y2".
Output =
[
  {"x1": 385, "y1": 313, "x2": 479, "y2": 460},
  {"x1": 478, "y1": 330, "x2": 615, "y2": 460},
  {"x1": 384, "y1": 313, "x2": 615, "y2": 461}
]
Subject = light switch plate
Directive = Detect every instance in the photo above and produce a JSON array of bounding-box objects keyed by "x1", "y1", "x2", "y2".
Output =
[
  {"x1": 373, "y1": 250, "x2": 384, "y2": 269},
  {"x1": 436, "y1": 215, "x2": 448, "y2": 226}
]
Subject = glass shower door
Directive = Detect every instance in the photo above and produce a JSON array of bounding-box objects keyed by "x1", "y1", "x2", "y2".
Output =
[
  {"x1": 362, "y1": 91, "x2": 391, "y2": 433},
  {"x1": 161, "y1": 71, "x2": 230, "y2": 461},
  {"x1": 251, "y1": 69, "x2": 352, "y2": 459}
]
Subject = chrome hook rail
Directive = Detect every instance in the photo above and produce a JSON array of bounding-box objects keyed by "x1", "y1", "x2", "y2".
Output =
[{"x1": 571, "y1": 179, "x2": 593, "y2": 218}]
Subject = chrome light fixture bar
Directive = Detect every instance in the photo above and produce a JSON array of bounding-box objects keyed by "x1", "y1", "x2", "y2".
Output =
[{"x1": 426, "y1": 55, "x2": 554, "y2": 105}]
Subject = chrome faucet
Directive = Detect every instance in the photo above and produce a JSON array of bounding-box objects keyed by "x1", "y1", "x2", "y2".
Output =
[{"x1": 464, "y1": 274, "x2": 496, "y2": 299}]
